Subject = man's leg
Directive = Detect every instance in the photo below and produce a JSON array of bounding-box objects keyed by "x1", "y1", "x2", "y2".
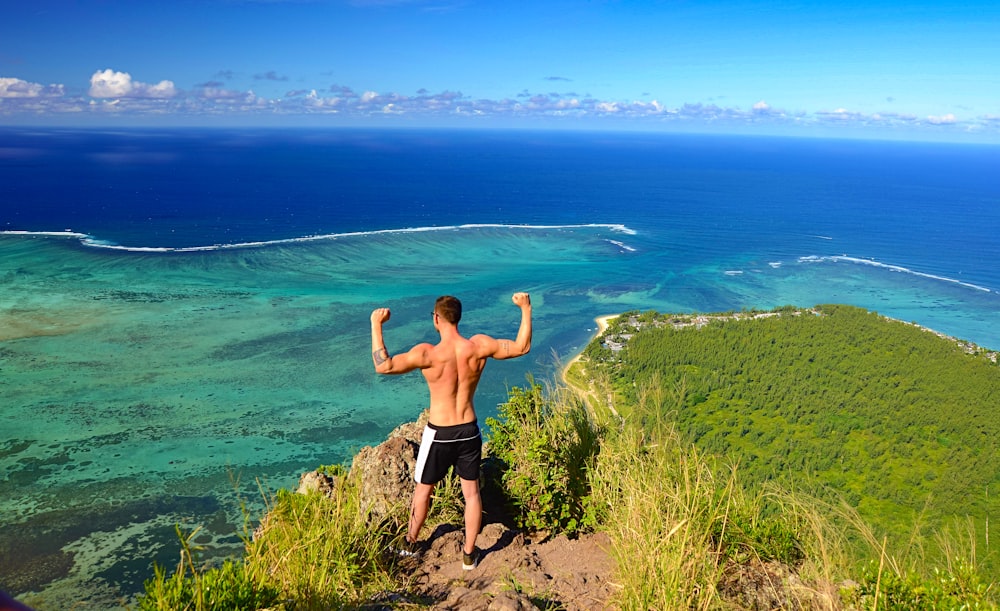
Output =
[
  {"x1": 460, "y1": 477, "x2": 482, "y2": 554},
  {"x1": 408, "y1": 482, "x2": 434, "y2": 544}
]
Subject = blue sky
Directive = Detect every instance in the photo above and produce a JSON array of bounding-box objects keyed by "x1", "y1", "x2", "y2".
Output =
[{"x1": 2, "y1": 0, "x2": 999, "y2": 141}]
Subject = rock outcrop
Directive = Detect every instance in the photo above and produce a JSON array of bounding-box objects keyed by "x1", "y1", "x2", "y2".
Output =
[{"x1": 297, "y1": 411, "x2": 429, "y2": 521}]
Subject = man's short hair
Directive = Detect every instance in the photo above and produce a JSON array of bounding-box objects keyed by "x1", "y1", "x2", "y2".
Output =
[{"x1": 435, "y1": 295, "x2": 462, "y2": 324}]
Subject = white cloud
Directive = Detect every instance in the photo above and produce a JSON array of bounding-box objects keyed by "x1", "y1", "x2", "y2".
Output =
[
  {"x1": 0, "y1": 77, "x2": 64, "y2": 98},
  {"x1": 753, "y1": 100, "x2": 770, "y2": 111},
  {"x1": 89, "y1": 69, "x2": 133, "y2": 97},
  {"x1": 143, "y1": 80, "x2": 178, "y2": 98},
  {"x1": 89, "y1": 69, "x2": 177, "y2": 99},
  {"x1": 303, "y1": 89, "x2": 343, "y2": 111},
  {"x1": 927, "y1": 113, "x2": 957, "y2": 125}
]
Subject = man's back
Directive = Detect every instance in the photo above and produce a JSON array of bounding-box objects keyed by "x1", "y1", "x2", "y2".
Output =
[
  {"x1": 370, "y1": 292, "x2": 533, "y2": 426},
  {"x1": 422, "y1": 333, "x2": 488, "y2": 426}
]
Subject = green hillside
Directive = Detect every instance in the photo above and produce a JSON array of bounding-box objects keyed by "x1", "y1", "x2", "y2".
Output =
[{"x1": 584, "y1": 304, "x2": 999, "y2": 570}]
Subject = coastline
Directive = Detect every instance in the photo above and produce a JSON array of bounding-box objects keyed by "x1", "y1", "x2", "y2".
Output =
[{"x1": 560, "y1": 314, "x2": 618, "y2": 385}]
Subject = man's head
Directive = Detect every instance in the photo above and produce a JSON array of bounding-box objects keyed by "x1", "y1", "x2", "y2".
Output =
[{"x1": 434, "y1": 295, "x2": 462, "y2": 325}]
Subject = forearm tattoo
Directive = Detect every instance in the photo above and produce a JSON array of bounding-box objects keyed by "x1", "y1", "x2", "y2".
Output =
[
  {"x1": 373, "y1": 347, "x2": 388, "y2": 365},
  {"x1": 501, "y1": 340, "x2": 510, "y2": 355}
]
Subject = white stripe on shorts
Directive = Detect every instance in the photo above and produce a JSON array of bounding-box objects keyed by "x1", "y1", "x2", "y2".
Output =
[{"x1": 414, "y1": 426, "x2": 436, "y2": 484}]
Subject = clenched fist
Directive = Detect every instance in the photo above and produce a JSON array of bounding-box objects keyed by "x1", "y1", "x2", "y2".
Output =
[
  {"x1": 512, "y1": 292, "x2": 531, "y2": 307},
  {"x1": 371, "y1": 308, "x2": 391, "y2": 325}
]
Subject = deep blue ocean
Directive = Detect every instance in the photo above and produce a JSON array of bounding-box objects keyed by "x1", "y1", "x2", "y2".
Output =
[
  {"x1": 1, "y1": 128, "x2": 999, "y2": 606},
  {"x1": 4, "y1": 129, "x2": 1000, "y2": 292}
]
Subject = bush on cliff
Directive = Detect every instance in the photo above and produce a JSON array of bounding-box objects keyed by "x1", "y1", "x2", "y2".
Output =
[
  {"x1": 485, "y1": 381, "x2": 603, "y2": 537},
  {"x1": 487, "y1": 370, "x2": 997, "y2": 609}
]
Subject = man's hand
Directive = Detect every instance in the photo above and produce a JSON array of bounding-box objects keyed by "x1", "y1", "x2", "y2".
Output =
[
  {"x1": 512, "y1": 292, "x2": 531, "y2": 308},
  {"x1": 371, "y1": 308, "x2": 391, "y2": 325}
]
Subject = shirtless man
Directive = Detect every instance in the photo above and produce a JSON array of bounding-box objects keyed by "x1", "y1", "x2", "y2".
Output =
[{"x1": 370, "y1": 292, "x2": 532, "y2": 570}]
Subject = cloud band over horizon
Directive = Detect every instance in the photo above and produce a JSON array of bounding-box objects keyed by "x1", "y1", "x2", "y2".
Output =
[{"x1": 1, "y1": 68, "x2": 997, "y2": 139}]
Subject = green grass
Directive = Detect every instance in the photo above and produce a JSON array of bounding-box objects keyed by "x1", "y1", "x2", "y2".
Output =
[
  {"x1": 137, "y1": 525, "x2": 281, "y2": 611},
  {"x1": 137, "y1": 473, "x2": 398, "y2": 610}
]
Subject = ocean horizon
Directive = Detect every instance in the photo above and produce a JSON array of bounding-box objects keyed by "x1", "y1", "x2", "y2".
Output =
[{"x1": 2, "y1": 128, "x2": 998, "y2": 607}]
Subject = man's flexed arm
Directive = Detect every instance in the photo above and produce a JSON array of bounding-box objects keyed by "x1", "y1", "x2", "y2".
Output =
[
  {"x1": 371, "y1": 308, "x2": 392, "y2": 371},
  {"x1": 478, "y1": 292, "x2": 532, "y2": 360},
  {"x1": 371, "y1": 307, "x2": 428, "y2": 374}
]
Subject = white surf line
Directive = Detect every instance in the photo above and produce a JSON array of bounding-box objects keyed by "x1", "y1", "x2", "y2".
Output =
[{"x1": 4, "y1": 223, "x2": 636, "y2": 253}]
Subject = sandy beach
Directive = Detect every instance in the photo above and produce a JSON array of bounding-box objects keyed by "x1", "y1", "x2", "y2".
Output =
[
  {"x1": 594, "y1": 314, "x2": 616, "y2": 335},
  {"x1": 560, "y1": 314, "x2": 618, "y2": 384}
]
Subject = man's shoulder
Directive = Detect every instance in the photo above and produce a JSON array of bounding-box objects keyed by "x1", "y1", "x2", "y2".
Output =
[
  {"x1": 468, "y1": 334, "x2": 500, "y2": 358},
  {"x1": 409, "y1": 341, "x2": 435, "y2": 354}
]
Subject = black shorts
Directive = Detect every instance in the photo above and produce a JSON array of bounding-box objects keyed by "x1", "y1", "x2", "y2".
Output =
[{"x1": 414, "y1": 421, "x2": 482, "y2": 485}]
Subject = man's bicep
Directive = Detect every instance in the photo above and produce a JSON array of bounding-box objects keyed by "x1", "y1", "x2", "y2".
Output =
[
  {"x1": 474, "y1": 335, "x2": 516, "y2": 360},
  {"x1": 388, "y1": 344, "x2": 432, "y2": 373}
]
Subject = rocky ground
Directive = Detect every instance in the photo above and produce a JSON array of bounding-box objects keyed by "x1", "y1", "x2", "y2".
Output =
[
  {"x1": 381, "y1": 515, "x2": 824, "y2": 611},
  {"x1": 386, "y1": 518, "x2": 619, "y2": 610}
]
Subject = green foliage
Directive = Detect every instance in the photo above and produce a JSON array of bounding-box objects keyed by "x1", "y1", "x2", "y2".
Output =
[
  {"x1": 585, "y1": 375, "x2": 817, "y2": 609},
  {"x1": 485, "y1": 382, "x2": 602, "y2": 537},
  {"x1": 588, "y1": 422, "x2": 732, "y2": 609},
  {"x1": 137, "y1": 525, "x2": 280, "y2": 611},
  {"x1": 710, "y1": 502, "x2": 804, "y2": 566},
  {"x1": 429, "y1": 468, "x2": 466, "y2": 525},
  {"x1": 849, "y1": 558, "x2": 997, "y2": 610}
]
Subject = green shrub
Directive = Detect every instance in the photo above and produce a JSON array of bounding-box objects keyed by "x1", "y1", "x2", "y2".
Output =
[
  {"x1": 585, "y1": 372, "x2": 816, "y2": 609},
  {"x1": 485, "y1": 382, "x2": 602, "y2": 537},
  {"x1": 850, "y1": 558, "x2": 997, "y2": 610},
  {"x1": 710, "y1": 503, "x2": 804, "y2": 565},
  {"x1": 589, "y1": 422, "x2": 725, "y2": 609},
  {"x1": 428, "y1": 468, "x2": 466, "y2": 525}
]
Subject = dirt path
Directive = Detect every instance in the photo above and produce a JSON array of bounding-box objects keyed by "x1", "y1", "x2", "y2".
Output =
[
  {"x1": 380, "y1": 450, "x2": 620, "y2": 611},
  {"x1": 393, "y1": 515, "x2": 620, "y2": 610}
]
